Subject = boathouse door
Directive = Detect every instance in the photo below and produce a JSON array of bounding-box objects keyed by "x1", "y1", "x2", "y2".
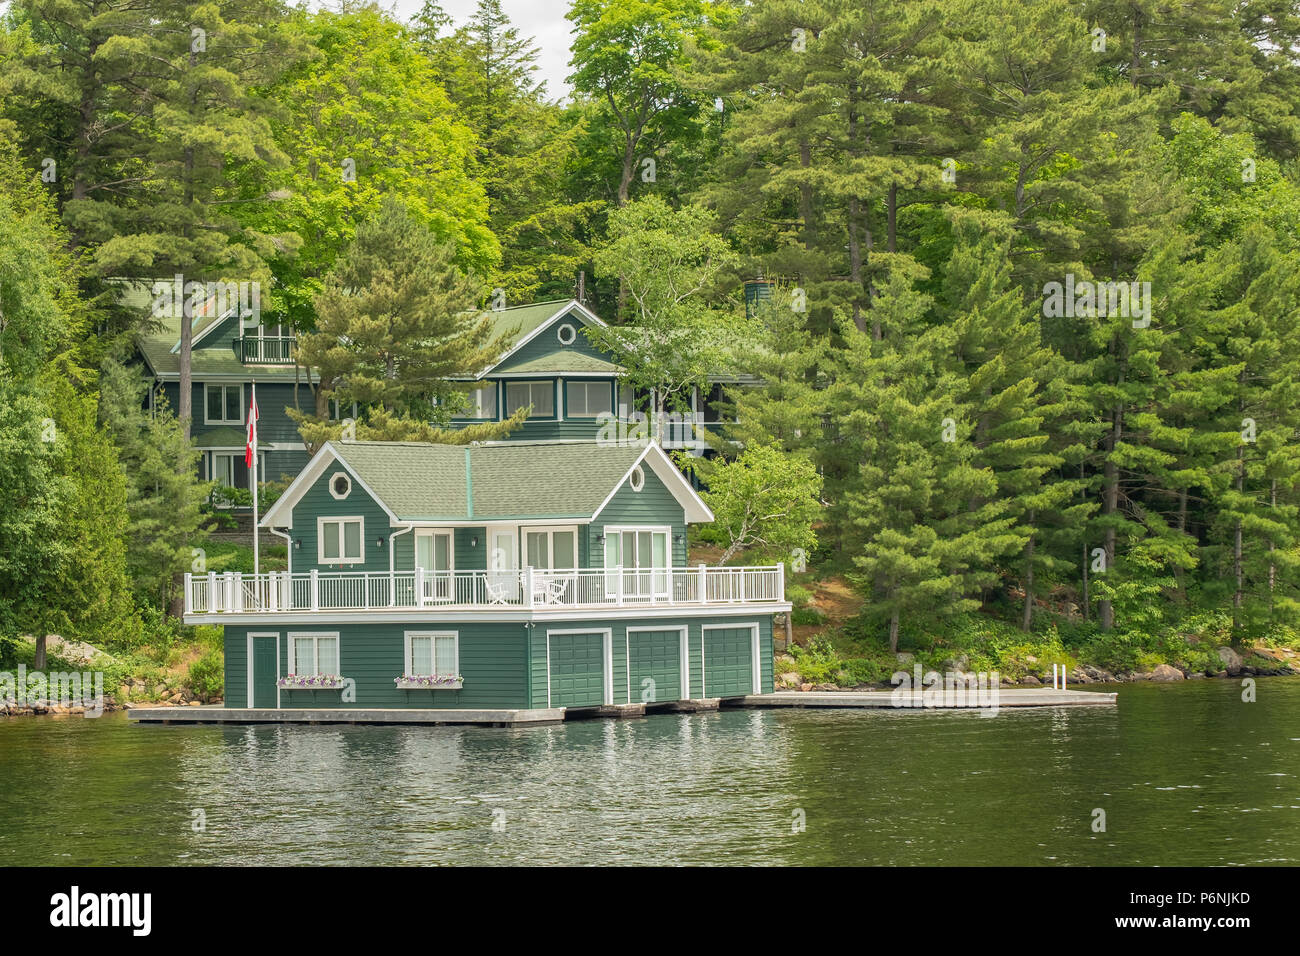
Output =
[{"x1": 248, "y1": 633, "x2": 279, "y2": 708}]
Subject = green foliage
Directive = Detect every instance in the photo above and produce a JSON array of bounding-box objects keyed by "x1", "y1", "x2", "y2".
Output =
[
  {"x1": 586, "y1": 197, "x2": 747, "y2": 426},
  {"x1": 187, "y1": 648, "x2": 224, "y2": 700},
  {"x1": 98, "y1": 356, "x2": 212, "y2": 611},
  {"x1": 291, "y1": 198, "x2": 516, "y2": 450},
  {"x1": 694, "y1": 442, "x2": 822, "y2": 564}
]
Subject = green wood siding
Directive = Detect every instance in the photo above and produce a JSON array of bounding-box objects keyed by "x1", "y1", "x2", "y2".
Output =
[
  {"x1": 491, "y1": 312, "x2": 609, "y2": 373},
  {"x1": 223, "y1": 614, "x2": 773, "y2": 711},
  {"x1": 224, "y1": 632, "x2": 248, "y2": 707},
  {"x1": 589, "y1": 466, "x2": 688, "y2": 567},
  {"x1": 289, "y1": 466, "x2": 394, "y2": 574},
  {"x1": 546, "y1": 631, "x2": 606, "y2": 707},
  {"x1": 162, "y1": 380, "x2": 306, "y2": 445}
]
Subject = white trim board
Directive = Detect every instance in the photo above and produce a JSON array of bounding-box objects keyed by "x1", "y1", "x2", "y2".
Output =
[
  {"x1": 590, "y1": 441, "x2": 713, "y2": 524},
  {"x1": 184, "y1": 602, "x2": 791, "y2": 627},
  {"x1": 483, "y1": 300, "x2": 609, "y2": 376},
  {"x1": 260, "y1": 442, "x2": 402, "y2": 529}
]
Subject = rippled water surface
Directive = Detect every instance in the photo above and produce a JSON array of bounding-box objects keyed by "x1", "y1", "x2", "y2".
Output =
[{"x1": 2, "y1": 679, "x2": 1297, "y2": 865}]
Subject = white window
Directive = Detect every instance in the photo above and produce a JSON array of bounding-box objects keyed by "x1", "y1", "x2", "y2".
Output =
[
  {"x1": 327, "y1": 398, "x2": 357, "y2": 422},
  {"x1": 405, "y1": 631, "x2": 458, "y2": 677},
  {"x1": 525, "y1": 526, "x2": 578, "y2": 570},
  {"x1": 328, "y1": 471, "x2": 351, "y2": 500},
  {"x1": 603, "y1": 526, "x2": 671, "y2": 597},
  {"x1": 318, "y1": 516, "x2": 364, "y2": 564},
  {"x1": 629, "y1": 465, "x2": 645, "y2": 492},
  {"x1": 505, "y1": 380, "x2": 554, "y2": 418},
  {"x1": 556, "y1": 322, "x2": 577, "y2": 345},
  {"x1": 567, "y1": 381, "x2": 613, "y2": 418},
  {"x1": 204, "y1": 383, "x2": 243, "y2": 424},
  {"x1": 289, "y1": 633, "x2": 340, "y2": 676},
  {"x1": 462, "y1": 385, "x2": 498, "y2": 419}
]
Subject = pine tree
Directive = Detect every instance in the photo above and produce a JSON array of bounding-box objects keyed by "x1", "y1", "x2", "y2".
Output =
[
  {"x1": 290, "y1": 198, "x2": 517, "y2": 445},
  {"x1": 98, "y1": 356, "x2": 211, "y2": 613}
]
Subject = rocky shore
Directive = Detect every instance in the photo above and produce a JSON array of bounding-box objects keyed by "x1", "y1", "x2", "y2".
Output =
[{"x1": 774, "y1": 644, "x2": 1300, "y2": 692}]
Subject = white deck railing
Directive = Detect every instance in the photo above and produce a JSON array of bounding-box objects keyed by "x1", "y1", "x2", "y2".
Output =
[{"x1": 184, "y1": 565, "x2": 786, "y2": 615}]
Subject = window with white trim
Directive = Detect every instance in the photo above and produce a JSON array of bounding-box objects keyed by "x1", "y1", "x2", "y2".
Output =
[
  {"x1": 505, "y1": 380, "x2": 554, "y2": 418},
  {"x1": 319, "y1": 517, "x2": 364, "y2": 564},
  {"x1": 405, "y1": 631, "x2": 458, "y2": 677},
  {"x1": 204, "y1": 383, "x2": 243, "y2": 424},
  {"x1": 461, "y1": 385, "x2": 498, "y2": 419},
  {"x1": 210, "y1": 451, "x2": 262, "y2": 489},
  {"x1": 567, "y1": 380, "x2": 613, "y2": 418},
  {"x1": 290, "y1": 633, "x2": 340, "y2": 676},
  {"x1": 525, "y1": 526, "x2": 578, "y2": 570},
  {"x1": 327, "y1": 398, "x2": 357, "y2": 422},
  {"x1": 329, "y1": 472, "x2": 351, "y2": 499}
]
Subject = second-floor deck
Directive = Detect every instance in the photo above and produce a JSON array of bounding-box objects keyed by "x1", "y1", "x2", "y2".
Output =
[{"x1": 185, "y1": 565, "x2": 787, "y2": 616}]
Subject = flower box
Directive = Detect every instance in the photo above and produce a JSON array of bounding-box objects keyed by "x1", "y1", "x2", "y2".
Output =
[
  {"x1": 277, "y1": 675, "x2": 347, "y2": 690},
  {"x1": 394, "y1": 675, "x2": 463, "y2": 690}
]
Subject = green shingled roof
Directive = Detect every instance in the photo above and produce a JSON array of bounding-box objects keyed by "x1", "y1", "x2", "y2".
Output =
[
  {"x1": 328, "y1": 440, "x2": 646, "y2": 521},
  {"x1": 495, "y1": 351, "x2": 621, "y2": 375}
]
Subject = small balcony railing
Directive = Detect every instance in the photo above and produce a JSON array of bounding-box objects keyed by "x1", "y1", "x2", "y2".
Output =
[
  {"x1": 236, "y1": 335, "x2": 297, "y2": 365},
  {"x1": 184, "y1": 565, "x2": 786, "y2": 615}
]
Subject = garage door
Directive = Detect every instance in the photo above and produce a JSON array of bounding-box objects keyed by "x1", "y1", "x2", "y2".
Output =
[
  {"x1": 628, "y1": 629, "x2": 683, "y2": 703},
  {"x1": 548, "y1": 631, "x2": 607, "y2": 708},
  {"x1": 704, "y1": 626, "x2": 757, "y2": 698}
]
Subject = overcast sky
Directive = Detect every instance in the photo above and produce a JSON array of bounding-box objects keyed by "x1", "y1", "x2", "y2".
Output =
[{"x1": 326, "y1": 0, "x2": 576, "y2": 101}]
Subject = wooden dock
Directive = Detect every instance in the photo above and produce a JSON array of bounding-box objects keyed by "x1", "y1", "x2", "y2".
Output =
[
  {"x1": 127, "y1": 688, "x2": 1114, "y2": 727},
  {"x1": 127, "y1": 706, "x2": 565, "y2": 727},
  {"x1": 732, "y1": 688, "x2": 1117, "y2": 709}
]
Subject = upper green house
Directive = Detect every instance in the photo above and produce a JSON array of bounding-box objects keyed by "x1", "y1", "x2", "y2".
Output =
[
  {"x1": 128, "y1": 290, "x2": 735, "y2": 504},
  {"x1": 125, "y1": 280, "x2": 314, "y2": 494},
  {"x1": 183, "y1": 438, "x2": 787, "y2": 719}
]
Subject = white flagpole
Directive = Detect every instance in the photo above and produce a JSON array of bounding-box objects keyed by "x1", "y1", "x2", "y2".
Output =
[{"x1": 251, "y1": 380, "x2": 259, "y2": 581}]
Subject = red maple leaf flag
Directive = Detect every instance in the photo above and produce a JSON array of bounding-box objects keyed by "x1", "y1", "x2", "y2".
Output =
[{"x1": 245, "y1": 385, "x2": 260, "y2": 468}]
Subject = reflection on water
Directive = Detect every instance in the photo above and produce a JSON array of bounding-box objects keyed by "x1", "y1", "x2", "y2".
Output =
[{"x1": 1, "y1": 679, "x2": 1297, "y2": 865}]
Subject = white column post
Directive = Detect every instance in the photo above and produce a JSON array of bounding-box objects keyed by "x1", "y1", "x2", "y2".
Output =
[
  {"x1": 310, "y1": 568, "x2": 319, "y2": 611},
  {"x1": 207, "y1": 571, "x2": 217, "y2": 613}
]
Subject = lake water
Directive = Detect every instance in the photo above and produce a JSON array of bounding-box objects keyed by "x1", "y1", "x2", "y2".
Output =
[{"x1": 1, "y1": 679, "x2": 1297, "y2": 866}]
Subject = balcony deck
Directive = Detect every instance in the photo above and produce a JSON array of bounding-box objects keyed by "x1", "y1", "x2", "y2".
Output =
[{"x1": 184, "y1": 565, "x2": 787, "y2": 617}]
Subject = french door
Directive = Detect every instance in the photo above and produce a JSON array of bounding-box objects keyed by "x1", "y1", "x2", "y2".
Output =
[
  {"x1": 415, "y1": 530, "x2": 454, "y2": 602},
  {"x1": 603, "y1": 527, "x2": 670, "y2": 599}
]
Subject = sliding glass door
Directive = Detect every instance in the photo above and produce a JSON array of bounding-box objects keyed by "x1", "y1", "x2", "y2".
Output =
[{"x1": 603, "y1": 527, "x2": 670, "y2": 598}]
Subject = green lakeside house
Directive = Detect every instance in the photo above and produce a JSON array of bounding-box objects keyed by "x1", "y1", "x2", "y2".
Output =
[
  {"x1": 183, "y1": 438, "x2": 787, "y2": 716},
  {"x1": 126, "y1": 290, "x2": 740, "y2": 506}
]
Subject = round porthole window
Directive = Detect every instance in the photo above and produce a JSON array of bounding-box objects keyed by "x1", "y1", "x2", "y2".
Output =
[
  {"x1": 629, "y1": 465, "x2": 645, "y2": 492},
  {"x1": 556, "y1": 322, "x2": 577, "y2": 345},
  {"x1": 329, "y1": 472, "x2": 352, "y2": 500}
]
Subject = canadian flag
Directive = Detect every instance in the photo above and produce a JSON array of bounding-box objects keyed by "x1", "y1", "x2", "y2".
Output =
[{"x1": 245, "y1": 384, "x2": 260, "y2": 468}]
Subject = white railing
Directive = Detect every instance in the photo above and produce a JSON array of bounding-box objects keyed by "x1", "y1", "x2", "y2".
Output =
[{"x1": 184, "y1": 565, "x2": 786, "y2": 615}]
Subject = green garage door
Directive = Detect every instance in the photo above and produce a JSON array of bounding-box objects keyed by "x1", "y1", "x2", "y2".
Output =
[
  {"x1": 628, "y1": 629, "x2": 682, "y2": 703},
  {"x1": 549, "y1": 631, "x2": 606, "y2": 708},
  {"x1": 704, "y1": 626, "x2": 756, "y2": 698}
]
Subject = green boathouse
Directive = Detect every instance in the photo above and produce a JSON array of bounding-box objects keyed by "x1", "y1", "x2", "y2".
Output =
[{"x1": 183, "y1": 439, "x2": 787, "y2": 719}]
